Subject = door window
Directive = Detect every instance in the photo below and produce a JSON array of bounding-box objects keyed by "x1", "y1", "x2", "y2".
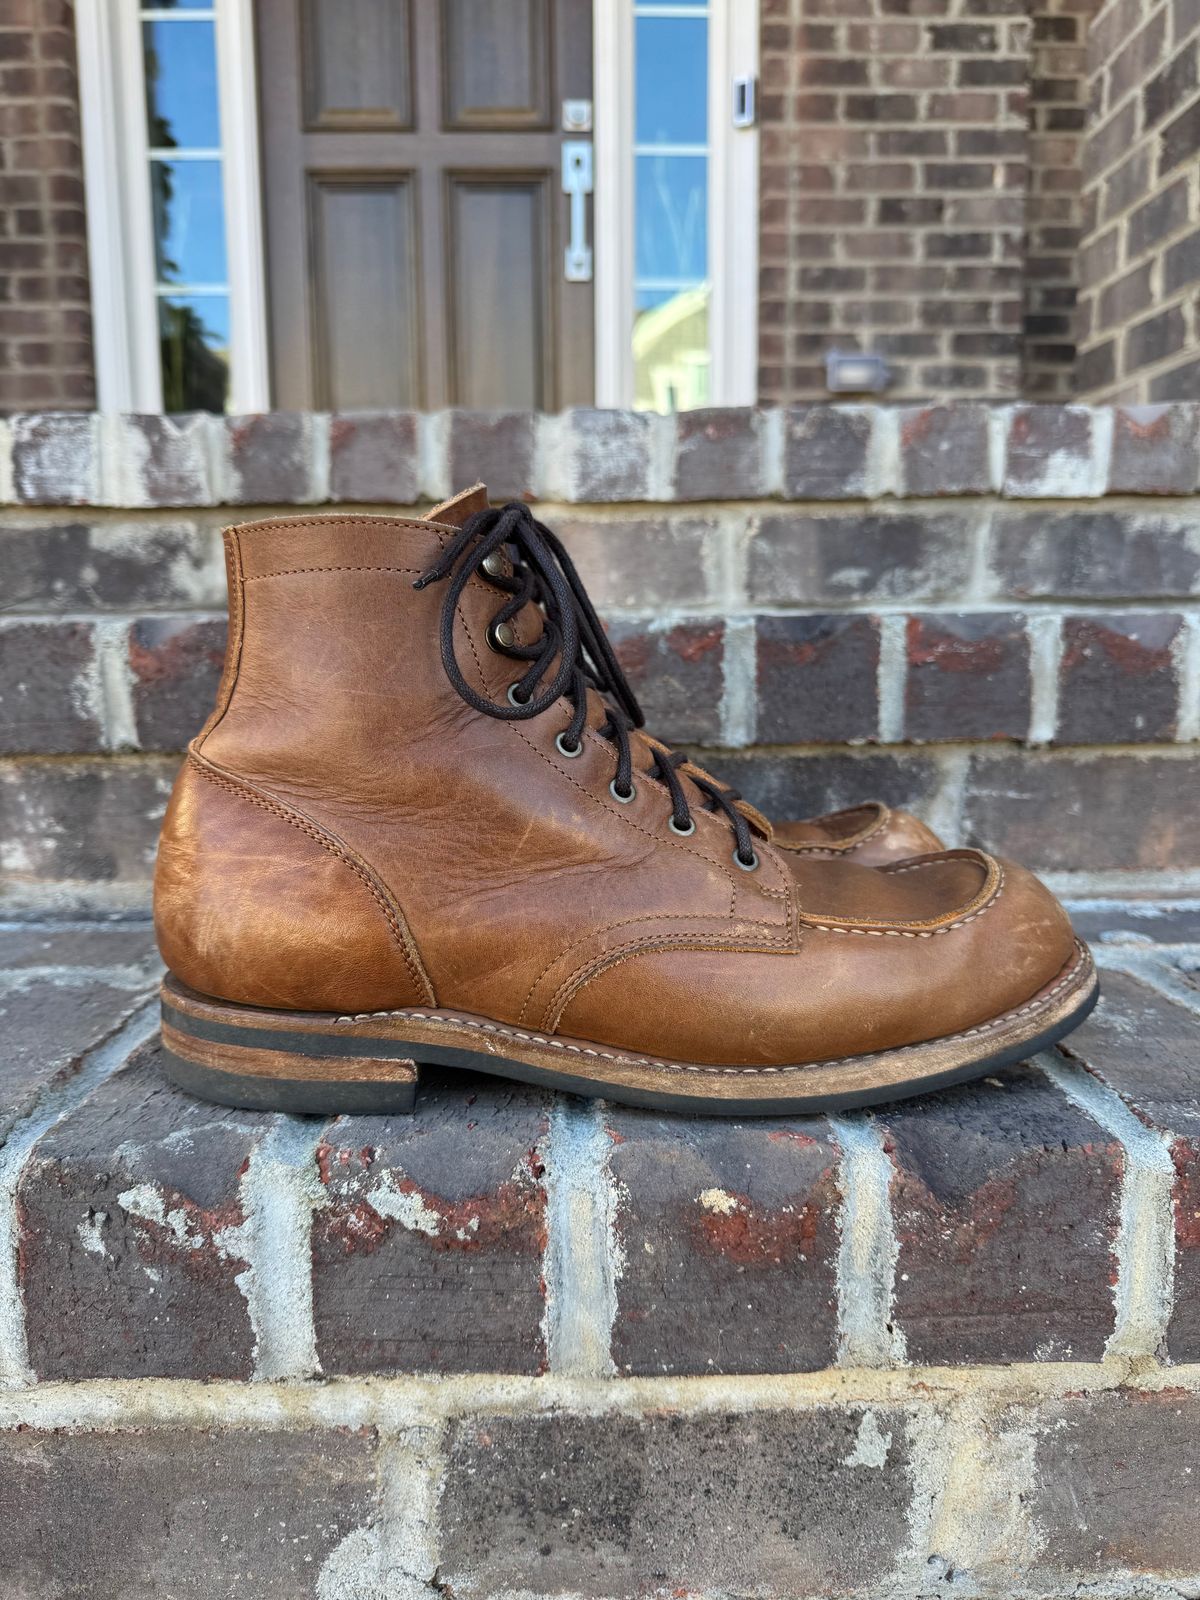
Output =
[{"x1": 141, "y1": 5, "x2": 231, "y2": 410}]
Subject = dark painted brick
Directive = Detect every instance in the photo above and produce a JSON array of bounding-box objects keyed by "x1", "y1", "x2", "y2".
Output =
[
  {"x1": 329, "y1": 411, "x2": 419, "y2": 503},
  {"x1": 904, "y1": 611, "x2": 1031, "y2": 740},
  {"x1": 1059, "y1": 969, "x2": 1200, "y2": 1359},
  {"x1": 128, "y1": 615, "x2": 227, "y2": 751},
  {"x1": 1, "y1": 1426, "x2": 378, "y2": 1599},
  {"x1": 0, "y1": 972, "x2": 154, "y2": 1143},
  {"x1": 674, "y1": 408, "x2": 766, "y2": 499},
  {"x1": 883, "y1": 1067, "x2": 1121, "y2": 1363},
  {"x1": 441, "y1": 1406, "x2": 914, "y2": 1598},
  {"x1": 608, "y1": 617, "x2": 724, "y2": 744},
  {"x1": 1151, "y1": 355, "x2": 1200, "y2": 402},
  {"x1": 117, "y1": 413, "x2": 213, "y2": 506},
  {"x1": 606, "y1": 1110, "x2": 840, "y2": 1374},
  {"x1": 1004, "y1": 406, "x2": 1098, "y2": 496},
  {"x1": 11, "y1": 411, "x2": 96, "y2": 504},
  {"x1": 1057, "y1": 612, "x2": 1182, "y2": 743},
  {"x1": 447, "y1": 410, "x2": 536, "y2": 502},
  {"x1": 1109, "y1": 403, "x2": 1200, "y2": 493},
  {"x1": 565, "y1": 408, "x2": 652, "y2": 501},
  {"x1": 556, "y1": 513, "x2": 716, "y2": 610},
  {"x1": 749, "y1": 508, "x2": 975, "y2": 606},
  {"x1": 0, "y1": 518, "x2": 225, "y2": 612},
  {"x1": 19, "y1": 1042, "x2": 273, "y2": 1380},
  {"x1": 1030, "y1": 1391, "x2": 1200, "y2": 1577},
  {"x1": 0, "y1": 618, "x2": 99, "y2": 753},
  {"x1": 783, "y1": 406, "x2": 874, "y2": 498},
  {"x1": 1128, "y1": 177, "x2": 1190, "y2": 255},
  {"x1": 963, "y1": 751, "x2": 1200, "y2": 871},
  {"x1": 990, "y1": 507, "x2": 1200, "y2": 599},
  {"x1": 221, "y1": 413, "x2": 322, "y2": 505},
  {"x1": 1126, "y1": 305, "x2": 1187, "y2": 373},
  {"x1": 897, "y1": 404, "x2": 991, "y2": 494},
  {"x1": 311, "y1": 1073, "x2": 548, "y2": 1375},
  {"x1": 1164, "y1": 228, "x2": 1200, "y2": 296},
  {"x1": 0, "y1": 756, "x2": 176, "y2": 886},
  {"x1": 756, "y1": 613, "x2": 880, "y2": 743},
  {"x1": 705, "y1": 748, "x2": 946, "y2": 824}
]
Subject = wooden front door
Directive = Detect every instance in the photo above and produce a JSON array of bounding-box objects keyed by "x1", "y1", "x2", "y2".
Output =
[{"x1": 256, "y1": 0, "x2": 594, "y2": 411}]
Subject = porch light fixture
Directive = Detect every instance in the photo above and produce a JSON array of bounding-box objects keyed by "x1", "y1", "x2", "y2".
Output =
[{"x1": 825, "y1": 350, "x2": 891, "y2": 394}]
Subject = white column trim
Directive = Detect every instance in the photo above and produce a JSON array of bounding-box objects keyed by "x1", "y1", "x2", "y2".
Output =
[
  {"x1": 76, "y1": 0, "x2": 162, "y2": 411},
  {"x1": 592, "y1": 0, "x2": 635, "y2": 408},
  {"x1": 708, "y1": 0, "x2": 759, "y2": 407},
  {"x1": 215, "y1": 0, "x2": 271, "y2": 412}
]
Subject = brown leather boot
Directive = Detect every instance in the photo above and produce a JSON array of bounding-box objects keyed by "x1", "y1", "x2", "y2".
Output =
[{"x1": 154, "y1": 496, "x2": 1097, "y2": 1117}]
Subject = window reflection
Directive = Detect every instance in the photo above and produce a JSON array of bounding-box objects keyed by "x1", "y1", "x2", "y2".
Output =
[
  {"x1": 141, "y1": 5, "x2": 230, "y2": 411},
  {"x1": 632, "y1": 1, "x2": 709, "y2": 412}
]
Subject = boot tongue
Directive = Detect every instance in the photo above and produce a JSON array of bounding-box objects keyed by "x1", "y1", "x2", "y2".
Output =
[{"x1": 428, "y1": 483, "x2": 490, "y2": 527}]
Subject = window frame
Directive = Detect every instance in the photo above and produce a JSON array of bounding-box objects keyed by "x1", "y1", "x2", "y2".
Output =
[
  {"x1": 592, "y1": 0, "x2": 759, "y2": 409},
  {"x1": 75, "y1": 0, "x2": 270, "y2": 413}
]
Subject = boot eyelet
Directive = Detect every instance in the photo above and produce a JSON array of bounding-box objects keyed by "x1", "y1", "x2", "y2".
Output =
[
  {"x1": 507, "y1": 683, "x2": 529, "y2": 708},
  {"x1": 609, "y1": 779, "x2": 636, "y2": 804},
  {"x1": 733, "y1": 848, "x2": 759, "y2": 872},
  {"x1": 669, "y1": 816, "x2": 696, "y2": 837},
  {"x1": 489, "y1": 621, "x2": 516, "y2": 651},
  {"x1": 482, "y1": 551, "x2": 506, "y2": 579},
  {"x1": 556, "y1": 732, "x2": 583, "y2": 758}
]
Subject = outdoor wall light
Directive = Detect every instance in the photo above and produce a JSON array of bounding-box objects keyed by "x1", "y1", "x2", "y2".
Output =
[{"x1": 825, "y1": 351, "x2": 891, "y2": 393}]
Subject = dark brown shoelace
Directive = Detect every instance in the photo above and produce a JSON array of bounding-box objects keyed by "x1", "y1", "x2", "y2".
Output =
[{"x1": 414, "y1": 501, "x2": 759, "y2": 869}]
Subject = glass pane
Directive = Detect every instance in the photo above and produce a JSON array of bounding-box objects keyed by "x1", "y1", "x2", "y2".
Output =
[
  {"x1": 159, "y1": 294, "x2": 229, "y2": 412},
  {"x1": 634, "y1": 286, "x2": 710, "y2": 412},
  {"x1": 150, "y1": 158, "x2": 226, "y2": 284},
  {"x1": 635, "y1": 16, "x2": 707, "y2": 146},
  {"x1": 143, "y1": 3, "x2": 214, "y2": 10},
  {"x1": 635, "y1": 153, "x2": 706, "y2": 281},
  {"x1": 143, "y1": 19, "x2": 220, "y2": 148}
]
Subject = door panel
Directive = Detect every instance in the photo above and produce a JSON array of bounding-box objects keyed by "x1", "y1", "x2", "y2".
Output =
[
  {"x1": 441, "y1": 0, "x2": 552, "y2": 130},
  {"x1": 310, "y1": 177, "x2": 419, "y2": 409},
  {"x1": 258, "y1": 0, "x2": 593, "y2": 411},
  {"x1": 300, "y1": 0, "x2": 413, "y2": 130},
  {"x1": 448, "y1": 176, "x2": 548, "y2": 408}
]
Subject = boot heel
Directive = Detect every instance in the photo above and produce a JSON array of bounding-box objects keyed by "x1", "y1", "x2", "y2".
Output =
[{"x1": 159, "y1": 976, "x2": 419, "y2": 1115}]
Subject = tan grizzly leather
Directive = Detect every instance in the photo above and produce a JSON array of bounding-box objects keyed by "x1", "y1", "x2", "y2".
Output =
[
  {"x1": 155, "y1": 503, "x2": 1080, "y2": 1069},
  {"x1": 155, "y1": 752, "x2": 431, "y2": 1013},
  {"x1": 773, "y1": 802, "x2": 945, "y2": 866}
]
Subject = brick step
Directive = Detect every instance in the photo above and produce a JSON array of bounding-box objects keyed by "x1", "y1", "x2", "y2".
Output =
[{"x1": 4, "y1": 916, "x2": 1200, "y2": 1594}]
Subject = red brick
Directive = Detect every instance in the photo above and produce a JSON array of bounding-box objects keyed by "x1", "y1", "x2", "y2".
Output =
[
  {"x1": 1057, "y1": 612, "x2": 1183, "y2": 742},
  {"x1": 606, "y1": 1110, "x2": 841, "y2": 1374},
  {"x1": 904, "y1": 611, "x2": 1031, "y2": 740},
  {"x1": 756, "y1": 613, "x2": 881, "y2": 743},
  {"x1": 884, "y1": 1066, "x2": 1122, "y2": 1362},
  {"x1": 310, "y1": 1082, "x2": 549, "y2": 1375},
  {"x1": 607, "y1": 618, "x2": 725, "y2": 744}
]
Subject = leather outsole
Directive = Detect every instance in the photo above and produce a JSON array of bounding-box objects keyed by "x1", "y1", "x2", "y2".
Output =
[{"x1": 159, "y1": 942, "x2": 1098, "y2": 1118}]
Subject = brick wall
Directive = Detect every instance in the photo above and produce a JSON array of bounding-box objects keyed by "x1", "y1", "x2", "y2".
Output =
[
  {"x1": 0, "y1": 0, "x2": 94, "y2": 411},
  {"x1": 4, "y1": 917, "x2": 1200, "y2": 1593},
  {"x1": 758, "y1": 0, "x2": 1033, "y2": 405},
  {"x1": 1075, "y1": 0, "x2": 1200, "y2": 400},
  {"x1": 1021, "y1": 0, "x2": 1099, "y2": 397},
  {"x1": 1, "y1": 405, "x2": 1198, "y2": 911}
]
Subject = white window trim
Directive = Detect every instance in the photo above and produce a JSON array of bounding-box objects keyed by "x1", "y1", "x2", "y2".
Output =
[
  {"x1": 75, "y1": 0, "x2": 270, "y2": 413},
  {"x1": 592, "y1": 0, "x2": 759, "y2": 409}
]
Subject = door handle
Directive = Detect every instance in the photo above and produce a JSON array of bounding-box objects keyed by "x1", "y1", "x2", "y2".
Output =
[{"x1": 562, "y1": 140, "x2": 593, "y2": 283}]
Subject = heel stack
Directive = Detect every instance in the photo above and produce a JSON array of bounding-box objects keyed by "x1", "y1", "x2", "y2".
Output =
[{"x1": 159, "y1": 975, "x2": 419, "y2": 1115}]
